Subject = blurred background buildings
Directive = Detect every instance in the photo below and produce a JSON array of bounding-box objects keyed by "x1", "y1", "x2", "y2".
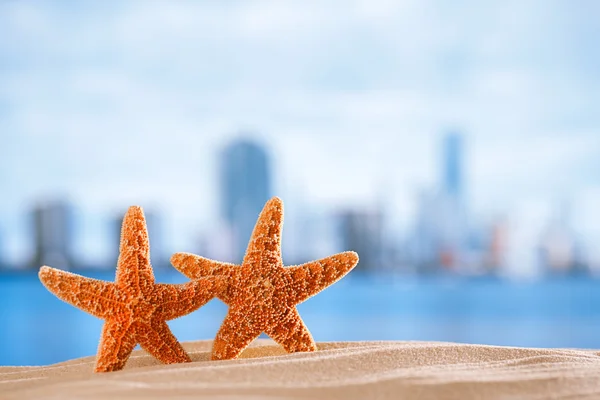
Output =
[
  {"x1": 220, "y1": 139, "x2": 272, "y2": 263},
  {"x1": 1, "y1": 131, "x2": 594, "y2": 278},
  {"x1": 31, "y1": 201, "x2": 74, "y2": 270}
]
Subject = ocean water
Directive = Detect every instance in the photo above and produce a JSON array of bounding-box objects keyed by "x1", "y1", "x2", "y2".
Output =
[{"x1": 1, "y1": 272, "x2": 599, "y2": 366}]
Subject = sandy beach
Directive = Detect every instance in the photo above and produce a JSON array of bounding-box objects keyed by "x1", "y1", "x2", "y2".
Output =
[{"x1": 2, "y1": 339, "x2": 600, "y2": 399}]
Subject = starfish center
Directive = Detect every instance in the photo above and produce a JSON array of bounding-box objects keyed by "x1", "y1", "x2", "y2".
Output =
[{"x1": 127, "y1": 296, "x2": 155, "y2": 320}]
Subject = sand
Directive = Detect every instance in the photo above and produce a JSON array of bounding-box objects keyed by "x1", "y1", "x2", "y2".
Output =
[{"x1": 2, "y1": 340, "x2": 600, "y2": 400}]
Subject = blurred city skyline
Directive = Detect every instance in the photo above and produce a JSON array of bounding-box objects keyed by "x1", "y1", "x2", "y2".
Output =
[
  {"x1": 0, "y1": 132, "x2": 596, "y2": 279},
  {"x1": 1, "y1": 1, "x2": 599, "y2": 274}
]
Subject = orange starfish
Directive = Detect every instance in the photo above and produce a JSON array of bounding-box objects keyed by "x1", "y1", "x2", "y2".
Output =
[
  {"x1": 39, "y1": 206, "x2": 217, "y2": 372},
  {"x1": 171, "y1": 197, "x2": 359, "y2": 360}
]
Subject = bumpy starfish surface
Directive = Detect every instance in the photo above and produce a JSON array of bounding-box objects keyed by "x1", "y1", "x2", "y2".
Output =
[
  {"x1": 171, "y1": 197, "x2": 359, "y2": 360},
  {"x1": 39, "y1": 206, "x2": 217, "y2": 372}
]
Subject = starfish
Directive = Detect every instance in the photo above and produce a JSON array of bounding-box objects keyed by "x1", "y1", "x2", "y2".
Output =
[
  {"x1": 171, "y1": 197, "x2": 359, "y2": 360},
  {"x1": 39, "y1": 206, "x2": 217, "y2": 372}
]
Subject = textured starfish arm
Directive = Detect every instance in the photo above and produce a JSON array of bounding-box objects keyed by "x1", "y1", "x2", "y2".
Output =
[
  {"x1": 154, "y1": 279, "x2": 216, "y2": 321},
  {"x1": 170, "y1": 252, "x2": 234, "y2": 279},
  {"x1": 137, "y1": 319, "x2": 191, "y2": 364},
  {"x1": 170, "y1": 252, "x2": 236, "y2": 303},
  {"x1": 286, "y1": 251, "x2": 359, "y2": 304},
  {"x1": 243, "y1": 197, "x2": 284, "y2": 265},
  {"x1": 211, "y1": 312, "x2": 262, "y2": 360},
  {"x1": 116, "y1": 206, "x2": 155, "y2": 295},
  {"x1": 39, "y1": 266, "x2": 122, "y2": 319},
  {"x1": 265, "y1": 308, "x2": 317, "y2": 353},
  {"x1": 95, "y1": 320, "x2": 137, "y2": 373}
]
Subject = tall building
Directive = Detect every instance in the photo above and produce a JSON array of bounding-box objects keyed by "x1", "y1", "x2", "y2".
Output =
[
  {"x1": 438, "y1": 131, "x2": 469, "y2": 270},
  {"x1": 410, "y1": 190, "x2": 441, "y2": 272},
  {"x1": 220, "y1": 138, "x2": 272, "y2": 262},
  {"x1": 411, "y1": 131, "x2": 469, "y2": 273},
  {"x1": 113, "y1": 208, "x2": 164, "y2": 268},
  {"x1": 31, "y1": 200, "x2": 73, "y2": 269},
  {"x1": 484, "y1": 219, "x2": 509, "y2": 273},
  {"x1": 339, "y1": 209, "x2": 383, "y2": 273},
  {"x1": 443, "y1": 131, "x2": 463, "y2": 198},
  {"x1": 539, "y1": 203, "x2": 578, "y2": 275}
]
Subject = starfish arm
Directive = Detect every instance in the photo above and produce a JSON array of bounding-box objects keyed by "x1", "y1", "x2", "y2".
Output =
[
  {"x1": 170, "y1": 252, "x2": 234, "y2": 279},
  {"x1": 95, "y1": 320, "x2": 137, "y2": 372},
  {"x1": 116, "y1": 206, "x2": 155, "y2": 295},
  {"x1": 211, "y1": 311, "x2": 262, "y2": 360},
  {"x1": 264, "y1": 308, "x2": 317, "y2": 353},
  {"x1": 39, "y1": 266, "x2": 122, "y2": 319},
  {"x1": 242, "y1": 197, "x2": 284, "y2": 266},
  {"x1": 154, "y1": 279, "x2": 216, "y2": 321},
  {"x1": 137, "y1": 319, "x2": 191, "y2": 364},
  {"x1": 285, "y1": 251, "x2": 359, "y2": 305},
  {"x1": 170, "y1": 252, "x2": 236, "y2": 303}
]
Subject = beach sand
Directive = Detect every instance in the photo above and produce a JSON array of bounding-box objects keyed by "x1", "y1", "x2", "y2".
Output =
[{"x1": 2, "y1": 339, "x2": 600, "y2": 399}]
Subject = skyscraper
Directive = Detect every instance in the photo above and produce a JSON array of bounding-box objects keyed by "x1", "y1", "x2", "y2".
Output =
[
  {"x1": 220, "y1": 138, "x2": 272, "y2": 262},
  {"x1": 31, "y1": 200, "x2": 73, "y2": 269},
  {"x1": 442, "y1": 131, "x2": 463, "y2": 198},
  {"x1": 339, "y1": 209, "x2": 382, "y2": 273},
  {"x1": 411, "y1": 131, "x2": 469, "y2": 273},
  {"x1": 438, "y1": 131, "x2": 468, "y2": 271}
]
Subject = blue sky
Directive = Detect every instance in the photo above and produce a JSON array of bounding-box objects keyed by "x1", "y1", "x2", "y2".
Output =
[{"x1": 1, "y1": 1, "x2": 599, "y2": 266}]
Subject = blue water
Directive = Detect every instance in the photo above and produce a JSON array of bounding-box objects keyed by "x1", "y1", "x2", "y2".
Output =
[{"x1": 1, "y1": 272, "x2": 599, "y2": 366}]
